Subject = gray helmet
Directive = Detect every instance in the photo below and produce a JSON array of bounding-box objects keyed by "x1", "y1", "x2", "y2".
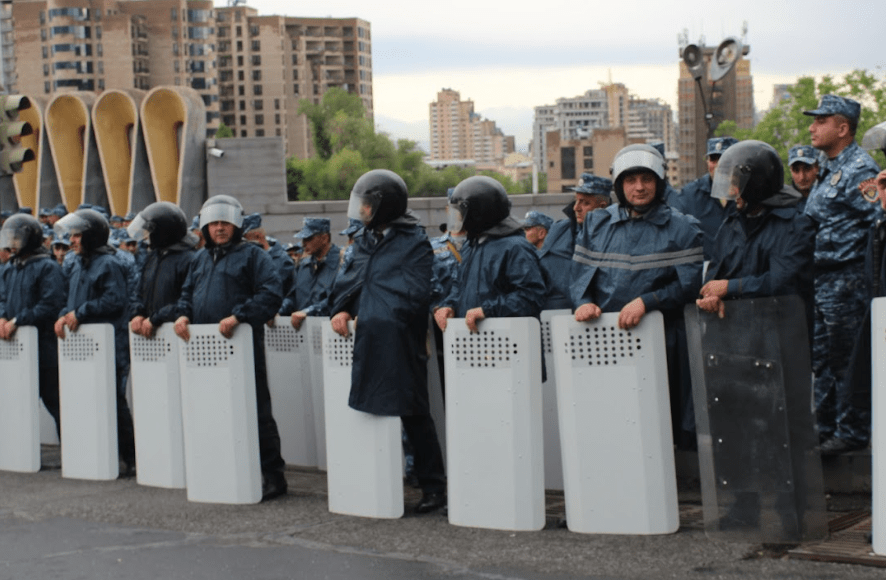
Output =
[
  {"x1": 0, "y1": 214, "x2": 43, "y2": 254},
  {"x1": 611, "y1": 144, "x2": 666, "y2": 208},
  {"x1": 198, "y1": 195, "x2": 244, "y2": 230}
]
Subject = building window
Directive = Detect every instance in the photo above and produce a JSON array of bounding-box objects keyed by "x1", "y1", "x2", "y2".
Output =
[
  {"x1": 251, "y1": 70, "x2": 261, "y2": 81},
  {"x1": 293, "y1": 84, "x2": 299, "y2": 94},
  {"x1": 171, "y1": 8, "x2": 177, "y2": 21},
  {"x1": 98, "y1": 79, "x2": 105, "y2": 90},
  {"x1": 253, "y1": 99, "x2": 263, "y2": 110},
  {"x1": 238, "y1": 70, "x2": 244, "y2": 81},
  {"x1": 274, "y1": 113, "x2": 280, "y2": 124},
  {"x1": 291, "y1": 54, "x2": 298, "y2": 65},
  {"x1": 251, "y1": 54, "x2": 260, "y2": 66},
  {"x1": 255, "y1": 114, "x2": 264, "y2": 125},
  {"x1": 251, "y1": 40, "x2": 260, "y2": 51},
  {"x1": 238, "y1": 86, "x2": 244, "y2": 96},
  {"x1": 45, "y1": 81, "x2": 51, "y2": 93},
  {"x1": 97, "y1": 43, "x2": 103, "y2": 56},
  {"x1": 253, "y1": 85, "x2": 262, "y2": 95},
  {"x1": 292, "y1": 70, "x2": 298, "y2": 80},
  {"x1": 240, "y1": 115, "x2": 246, "y2": 125},
  {"x1": 583, "y1": 159, "x2": 593, "y2": 169},
  {"x1": 236, "y1": 40, "x2": 242, "y2": 51},
  {"x1": 276, "y1": 128, "x2": 281, "y2": 137},
  {"x1": 236, "y1": 26, "x2": 242, "y2": 36},
  {"x1": 256, "y1": 129, "x2": 265, "y2": 137},
  {"x1": 42, "y1": 47, "x2": 48, "y2": 58},
  {"x1": 241, "y1": 130, "x2": 247, "y2": 137},
  {"x1": 237, "y1": 55, "x2": 243, "y2": 66},
  {"x1": 583, "y1": 146, "x2": 593, "y2": 157},
  {"x1": 274, "y1": 99, "x2": 280, "y2": 110},
  {"x1": 561, "y1": 147, "x2": 576, "y2": 180},
  {"x1": 239, "y1": 101, "x2": 245, "y2": 111}
]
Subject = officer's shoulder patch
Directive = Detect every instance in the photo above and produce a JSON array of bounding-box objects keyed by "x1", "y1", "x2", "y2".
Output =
[{"x1": 830, "y1": 170, "x2": 842, "y2": 186}]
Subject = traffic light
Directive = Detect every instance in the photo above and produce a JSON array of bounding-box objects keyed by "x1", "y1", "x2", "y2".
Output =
[{"x1": 0, "y1": 95, "x2": 35, "y2": 175}]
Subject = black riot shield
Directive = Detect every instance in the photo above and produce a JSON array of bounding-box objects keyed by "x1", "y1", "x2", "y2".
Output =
[{"x1": 685, "y1": 296, "x2": 828, "y2": 543}]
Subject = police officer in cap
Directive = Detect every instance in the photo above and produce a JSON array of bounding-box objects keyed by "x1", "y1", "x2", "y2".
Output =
[
  {"x1": 803, "y1": 94, "x2": 881, "y2": 454},
  {"x1": 539, "y1": 173, "x2": 612, "y2": 310},
  {"x1": 787, "y1": 145, "x2": 820, "y2": 212},
  {"x1": 522, "y1": 210, "x2": 553, "y2": 250},
  {"x1": 280, "y1": 217, "x2": 340, "y2": 329}
]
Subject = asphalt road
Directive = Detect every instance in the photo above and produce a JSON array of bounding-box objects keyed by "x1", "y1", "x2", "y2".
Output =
[{"x1": 0, "y1": 451, "x2": 881, "y2": 580}]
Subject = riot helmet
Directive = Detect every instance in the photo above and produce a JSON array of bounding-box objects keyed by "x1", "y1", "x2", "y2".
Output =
[
  {"x1": 53, "y1": 208, "x2": 110, "y2": 254},
  {"x1": 711, "y1": 140, "x2": 784, "y2": 210},
  {"x1": 127, "y1": 201, "x2": 188, "y2": 249},
  {"x1": 0, "y1": 214, "x2": 43, "y2": 255},
  {"x1": 347, "y1": 169, "x2": 408, "y2": 229},
  {"x1": 611, "y1": 144, "x2": 666, "y2": 210},
  {"x1": 198, "y1": 195, "x2": 244, "y2": 230},
  {"x1": 448, "y1": 176, "x2": 510, "y2": 238}
]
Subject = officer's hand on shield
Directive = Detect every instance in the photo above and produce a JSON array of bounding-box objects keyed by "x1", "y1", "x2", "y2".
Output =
[
  {"x1": 331, "y1": 311, "x2": 352, "y2": 337},
  {"x1": 291, "y1": 311, "x2": 307, "y2": 330},
  {"x1": 0, "y1": 318, "x2": 9, "y2": 340},
  {"x1": 141, "y1": 318, "x2": 155, "y2": 338},
  {"x1": 877, "y1": 169, "x2": 886, "y2": 208},
  {"x1": 574, "y1": 302, "x2": 602, "y2": 322},
  {"x1": 174, "y1": 316, "x2": 191, "y2": 342},
  {"x1": 434, "y1": 306, "x2": 454, "y2": 331},
  {"x1": 618, "y1": 298, "x2": 646, "y2": 330},
  {"x1": 54, "y1": 315, "x2": 67, "y2": 339},
  {"x1": 130, "y1": 315, "x2": 145, "y2": 336},
  {"x1": 465, "y1": 307, "x2": 485, "y2": 333},
  {"x1": 696, "y1": 295, "x2": 726, "y2": 318},
  {"x1": 219, "y1": 315, "x2": 239, "y2": 339},
  {"x1": 699, "y1": 279, "x2": 728, "y2": 299},
  {"x1": 63, "y1": 310, "x2": 79, "y2": 333}
]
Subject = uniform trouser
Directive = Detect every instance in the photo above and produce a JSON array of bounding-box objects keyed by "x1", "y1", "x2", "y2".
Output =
[
  {"x1": 116, "y1": 363, "x2": 136, "y2": 465},
  {"x1": 401, "y1": 414, "x2": 446, "y2": 495},
  {"x1": 253, "y1": 337, "x2": 285, "y2": 477},
  {"x1": 665, "y1": 315, "x2": 695, "y2": 449},
  {"x1": 813, "y1": 264, "x2": 870, "y2": 444}
]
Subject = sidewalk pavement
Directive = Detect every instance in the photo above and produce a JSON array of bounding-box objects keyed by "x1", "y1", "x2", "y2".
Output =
[{"x1": 0, "y1": 446, "x2": 883, "y2": 580}]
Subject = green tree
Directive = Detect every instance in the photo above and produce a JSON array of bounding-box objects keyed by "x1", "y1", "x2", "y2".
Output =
[
  {"x1": 715, "y1": 70, "x2": 886, "y2": 179},
  {"x1": 215, "y1": 123, "x2": 234, "y2": 139}
]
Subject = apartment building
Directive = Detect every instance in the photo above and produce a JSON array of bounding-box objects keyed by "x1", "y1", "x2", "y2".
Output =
[
  {"x1": 428, "y1": 88, "x2": 514, "y2": 164},
  {"x1": 6, "y1": 0, "x2": 371, "y2": 157}
]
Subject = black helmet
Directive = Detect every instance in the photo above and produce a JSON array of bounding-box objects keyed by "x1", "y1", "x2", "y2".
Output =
[
  {"x1": 127, "y1": 201, "x2": 188, "y2": 249},
  {"x1": 448, "y1": 176, "x2": 510, "y2": 237},
  {"x1": 0, "y1": 214, "x2": 43, "y2": 255},
  {"x1": 53, "y1": 208, "x2": 110, "y2": 254},
  {"x1": 611, "y1": 144, "x2": 666, "y2": 210},
  {"x1": 347, "y1": 169, "x2": 408, "y2": 229},
  {"x1": 711, "y1": 140, "x2": 784, "y2": 210}
]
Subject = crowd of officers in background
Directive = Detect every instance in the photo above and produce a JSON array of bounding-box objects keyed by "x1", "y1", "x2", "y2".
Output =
[{"x1": 1, "y1": 93, "x2": 886, "y2": 513}]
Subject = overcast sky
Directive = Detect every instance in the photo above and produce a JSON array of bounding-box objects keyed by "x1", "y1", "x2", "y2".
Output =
[{"x1": 239, "y1": 0, "x2": 885, "y2": 152}]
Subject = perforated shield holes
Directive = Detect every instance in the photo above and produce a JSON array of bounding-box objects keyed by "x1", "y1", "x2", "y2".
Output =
[
  {"x1": 325, "y1": 332, "x2": 354, "y2": 367},
  {"x1": 567, "y1": 324, "x2": 642, "y2": 367},
  {"x1": 185, "y1": 333, "x2": 236, "y2": 367},
  {"x1": 541, "y1": 318, "x2": 554, "y2": 355},
  {"x1": 131, "y1": 334, "x2": 172, "y2": 363},
  {"x1": 265, "y1": 324, "x2": 306, "y2": 353},
  {"x1": 0, "y1": 338, "x2": 24, "y2": 361},
  {"x1": 449, "y1": 329, "x2": 518, "y2": 369},
  {"x1": 311, "y1": 325, "x2": 323, "y2": 355},
  {"x1": 60, "y1": 332, "x2": 101, "y2": 361}
]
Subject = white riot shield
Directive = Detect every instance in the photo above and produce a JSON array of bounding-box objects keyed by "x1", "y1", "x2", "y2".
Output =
[
  {"x1": 306, "y1": 317, "x2": 327, "y2": 470},
  {"x1": 178, "y1": 324, "x2": 261, "y2": 504},
  {"x1": 0, "y1": 326, "x2": 40, "y2": 473},
  {"x1": 541, "y1": 309, "x2": 571, "y2": 491},
  {"x1": 265, "y1": 316, "x2": 316, "y2": 468},
  {"x1": 129, "y1": 325, "x2": 185, "y2": 489},
  {"x1": 426, "y1": 318, "x2": 447, "y2": 465},
  {"x1": 444, "y1": 317, "x2": 545, "y2": 531},
  {"x1": 872, "y1": 297, "x2": 886, "y2": 555},
  {"x1": 686, "y1": 296, "x2": 827, "y2": 544},
  {"x1": 323, "y1": 322, "x2": 404, "y2": 518},
  {"x1": 58, "y1": 323, "x2": 118, "y2": 480},
  {"x1": 551, "y1": 312, "x2": 678, "y2": 535}
]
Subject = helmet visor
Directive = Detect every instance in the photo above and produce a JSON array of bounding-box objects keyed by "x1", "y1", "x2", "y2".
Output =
[
  {"x1": 199, "y1": 202, "x2": 243, "y2": 229},
  {"x1": 126, "y1": 214, "x2": 153, "y2": 243},
  {"x1": 0, "y1": 227, "x2": 22, "y2": 250},
  {"x1": 447, "y1": 204, "x2": 466, "y2": 234},
  {"x1": 53, "y1": 212, "x2": 90, "y2": 238},
  {"x1": 347, "y1": 190, "x2": 379, "y2": 226},
  {"x1": 711, "y1": 156, "x2": 753, "y2": 201}
]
